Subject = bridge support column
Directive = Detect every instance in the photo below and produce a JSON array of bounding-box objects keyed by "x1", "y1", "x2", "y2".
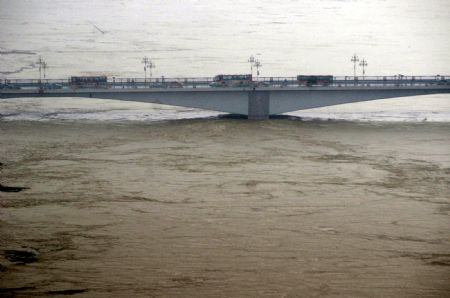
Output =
[{"x1": 248, "y1": 91, "x2": 270, "y2": 120}]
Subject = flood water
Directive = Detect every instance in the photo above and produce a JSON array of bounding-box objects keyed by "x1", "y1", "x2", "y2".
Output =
[
  {"x1": 1, "y1": 0, "x2": 450, "y2": 297},
  {"x1": 1, "y1": 120, "x2": 450, "y2": 297}
]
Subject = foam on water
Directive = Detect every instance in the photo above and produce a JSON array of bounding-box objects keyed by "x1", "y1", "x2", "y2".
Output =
[
  {"x1": 288, "y1": 94, "x2": 450, "y2": 122},
  {"x1": 0, "y1": 97, "x2": 222, "y2": 122}
]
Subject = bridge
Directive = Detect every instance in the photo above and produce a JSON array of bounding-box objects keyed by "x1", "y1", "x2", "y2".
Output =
[{"x1": 1, "y1": 75, "x2": 449, "y2": 119}]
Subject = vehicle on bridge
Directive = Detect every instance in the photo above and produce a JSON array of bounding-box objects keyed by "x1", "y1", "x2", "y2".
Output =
[
  {"x1": 70, "y1": 76, "x2": 108, "y2": 88},
  {"x1": 437, "y1": 76, "x2": 449, "y2": 85},
  {"x1": 0, "y1": 83, "x2": 20, "y2": 90},
  {"x1": 167, "y1": 81, "x2": 183, "y2": 88},
  {"x1": 297, "y1": 75, "x2": 333, "y2": 87},
  {"x1": 211, "y1": 74, "x2": 252, "y2": 87},
  {"x1": 42, "y1": 83, "x2": 63, "y2": 90}
]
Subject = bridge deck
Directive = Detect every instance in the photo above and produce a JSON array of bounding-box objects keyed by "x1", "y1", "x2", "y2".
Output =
[{"x1": 1, "y1": 75, "x2": 449, "y2": 91}]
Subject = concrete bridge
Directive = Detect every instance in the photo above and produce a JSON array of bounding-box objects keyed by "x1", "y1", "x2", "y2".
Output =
[{"x1": 1, "y1": 76, "x2": 449, "y2": 119}]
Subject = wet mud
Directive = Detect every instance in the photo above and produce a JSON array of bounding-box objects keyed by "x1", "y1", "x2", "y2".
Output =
[{"x1": 0, "y1": 120, "x2": 449, "y2": 297}]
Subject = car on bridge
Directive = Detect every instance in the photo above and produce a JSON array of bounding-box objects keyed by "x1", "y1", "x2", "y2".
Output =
[
  {"x1": 436, "y1": 76, "x2": 450, "y2": 85},
  {"x1": 0, "y1": 83, "x2": 20, "y2": 90},
  {"x1": 297, "y1": 75, "x2": 334, "y2": 87},
  {"x1": 167, "y1": 81, "x2": 183, "y2": 88},
  {"x1": 43, "y1": 83, "x2": 63, "y2": 90}
]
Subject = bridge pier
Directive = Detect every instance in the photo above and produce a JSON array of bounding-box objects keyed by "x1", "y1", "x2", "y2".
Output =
[{"x1": 248, "y1": 91, "x2": 270, "y2": 119}]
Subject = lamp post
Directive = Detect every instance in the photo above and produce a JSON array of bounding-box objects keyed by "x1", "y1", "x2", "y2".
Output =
[
  {"x1": 42, "y1": 61, "x2": 47, "y2": 79},
  {"x1": 254, "y1": 59, "x2": 262, "y2": 80},
  {"x1": 351, "y1": 54, "x2": 359, "y2": 78},
  {"x1": 248, "y1": 55, "x2": 255, "y2": 77},
  {"x1": 142, "y1": 57, "x2": 155, "y2": 87},
  {"x1": 36, "y1": 56, "x2": 45, "y2": 81},
  {"x1": 142, "y1": 57, "x2": 149, "y2": 86},
  {"x1": 359, "y1": 58, "x2": 368, "y2": 78},
  {"x1": 148, "y1": 60, "x2": 155, "y2": 80}
]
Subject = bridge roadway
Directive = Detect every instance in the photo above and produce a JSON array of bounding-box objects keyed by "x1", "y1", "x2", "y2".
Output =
[{"x1": 1, "y1": 76, "x2": 450, "y2": 119}]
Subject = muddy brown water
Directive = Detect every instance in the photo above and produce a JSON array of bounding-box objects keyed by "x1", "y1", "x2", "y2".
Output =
[{"x1": 0, "y1": 120, "x2": 449, "y2": 297}]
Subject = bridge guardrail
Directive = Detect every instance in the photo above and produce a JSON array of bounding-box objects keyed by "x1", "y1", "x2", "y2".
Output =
[{"x1": 1, "y1": 75, "x2": 449, "y2": 90}]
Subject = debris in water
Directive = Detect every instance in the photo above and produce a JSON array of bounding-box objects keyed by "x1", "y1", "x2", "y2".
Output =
[
  {"x1": 0, "y1": 287, "x2": 37, "y2": 294},
  {"x1": 46, "y1": 289, "x2": 88, "y2": 295},
  {"x1": 0, "y1": 183, "x2": 29, "y2": 192},
  {"x1": 4, "y1": 249, "x2": 39, "y2": 264}
]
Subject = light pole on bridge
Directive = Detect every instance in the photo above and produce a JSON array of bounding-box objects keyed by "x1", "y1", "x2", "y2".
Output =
[
  {"x1": 351, "y1": 54, "x2": 359, "y2": 78},
  {"x1": 142, "y1": 57, "x2": 148, "y2": 85},
  {"x1": 142, "y1": 57, "x2": 156, "y2": 86},
  {"x1": 248, "y1": 55, "x2": 255, "y2": 77},
  {"x1": 42, "y1": 61, "x2": 48, "y2": 79},
  {"x1": 148, "y1": 60, "x2": 155, "y2": 80},
  {"x1": 254, "y1": 59, "x2": 262, "y2": 80},
  {"x1": 359, "y1": 58, "x2": 368, "y2": 78},
  {"x1": 36, "y1": 56, "x2": 47, "y2": 81}
]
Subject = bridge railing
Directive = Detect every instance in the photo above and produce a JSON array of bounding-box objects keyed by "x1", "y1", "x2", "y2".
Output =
[
  {"x1": 1, "y1": 75, "x2": 449, "y2": 90},
  {"x1": 109, "y1": 77, "x2": 214, "y2": 88},
  {"x1": 2, "y1": 78, "x2": 69, "y2": 85},
  {"x1": 333, "y1": 75, "x2": 449, "y2": 87},
  {"x1": 252, "y1": 75, "x2": 449, "y2": 87}
]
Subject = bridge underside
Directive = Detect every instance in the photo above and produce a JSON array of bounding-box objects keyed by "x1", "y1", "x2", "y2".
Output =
[{"x1": 1, "y1": 87, "x2": 449, "y2": 119}]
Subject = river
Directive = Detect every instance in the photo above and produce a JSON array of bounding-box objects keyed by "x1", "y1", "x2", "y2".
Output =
[{"x1": 1, "y1": 1, "x2": 450, "y2": 297}]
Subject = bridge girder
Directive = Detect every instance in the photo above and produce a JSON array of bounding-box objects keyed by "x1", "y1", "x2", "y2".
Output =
[{"x1": 1, "y1": 86, "x2": 450, "y2": 119}]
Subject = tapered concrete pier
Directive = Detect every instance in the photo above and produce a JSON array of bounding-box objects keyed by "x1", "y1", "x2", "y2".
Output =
[{"x1": 248, "y1": 91, "x2": 270, "y2": 120}]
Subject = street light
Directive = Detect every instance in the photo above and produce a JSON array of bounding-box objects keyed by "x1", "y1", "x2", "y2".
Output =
[
  {"x1": 42, "y1": 61, "x2": 48, "y2": 79},
  {"x1": 248, "y1": 55, "x2": 255, "y2": 77},
  {"x1": 142, "y1": 57, "x2": 155, "y2": 87},
  {"x1": 142, "y1": 57, "x2": 149, "y2": 85},
  {"x1": 351, "y1": 54, "x2": 359, "y2": 78},
  {"x1": 254, "y1": 59, "x2": 262, "y2": 79},
  {"x1": 148, "y1": 60, "x2": 155, "y2": 79},
  {"x1": 36, "y1": 56, "x2": 46, "y2": 81},
  {"x1": 359, "y1": 58, "x2": 368, "y2": 78}
]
